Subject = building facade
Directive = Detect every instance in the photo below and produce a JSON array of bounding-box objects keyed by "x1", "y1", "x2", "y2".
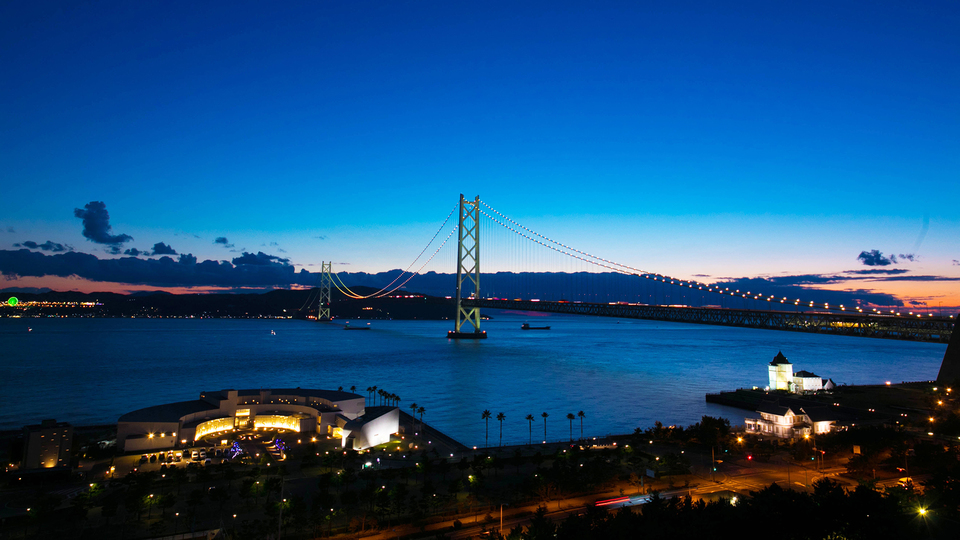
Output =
[
  {"x1": 22, "y1": 419, "x2": 73, "y2": 469},
  {"x1": 744, "y1": 401, "x2": 836, "y2": 439},
  {"x1": 117, "y1": 388, "x2": 396, "y2": 452}
]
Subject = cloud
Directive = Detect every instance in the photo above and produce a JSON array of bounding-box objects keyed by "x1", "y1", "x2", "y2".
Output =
[
  {"x1": 0, "y1": 249, "x2": 312, "y2": 288},
  {"x1": 73, "y1": 201, "x2": 133, "y2": 245},
  {"x1": 232, "y1": 251, "x2": 290, "y2": 266},
  {"x1": 214, "y1": 237, "x2": 235, "y2": 248},
  {"x1": 4, "y1": 227, "x2": 14, "y2": 233},
  {"x1": 106, "y1": 246, "x2": 122, "y2": 255},
  {"x1": 877, "y1": 275, "x2": 960, "y2": 282},
  {"x1": 124, "y1": 248, "x2": 144, "y2": 257},
  {"x1": 897, "y1": 254, "x2": 917, "y2": 262},
  {"x1": 269, "y1": 241, "x2": 280, "y2": 246},
  {"x1": 954, "y1": 260, "x2": 959, "y2": 266},
  {"x1": 845, "y1": 269, "x2": 910, "y2": 275},
  {"x1": 857, "y1": 249, "x2": 895, "y2": 266},
  {"x1": 314, "y1": 235, "x2": 327, "y2": 240},
  {"x1": 150, "y1": 242, "x2": 177, "y2": 256}
]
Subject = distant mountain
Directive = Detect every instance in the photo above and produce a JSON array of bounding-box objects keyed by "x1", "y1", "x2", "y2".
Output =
[
  {"x1": 0, "y1": 287, "x2": 455, "y2": 320},
  {"x1": 0, "y1": 287, "x2": 52, "y2": 294}
]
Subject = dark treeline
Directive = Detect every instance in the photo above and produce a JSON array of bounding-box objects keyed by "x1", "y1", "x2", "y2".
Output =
[{"x1": 494, "y1": 478, "x2": 938, "y2": 540}]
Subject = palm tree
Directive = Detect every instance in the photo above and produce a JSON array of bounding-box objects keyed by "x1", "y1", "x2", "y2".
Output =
[
  {"x1": 350, "y1": 385, "x2": 356, "y2": 394},
  {"x1": 378, "y1": 389, "x2": 385, "y2": 406},
  {"x1": 525, "y1": 414, "x2": 535, "y2": 445},
  {"x1": 577, "y1": 411, "x2": 585, "y2": 439},
  {"x1": 417, "y1": 407, "x2": 425, "y2": 435},
  {"x1": 409, "y1": 402, "x2": 419, "y2": 433},
  {"x1": 541, "y1": 412, "x2": 549, "y2": 441},
  {"x1": 481, "y1": 410, "x2": 492, "y2": 448},
  {"x1": 566, "y1": 413, "x2": 575, "y2": 441},
  {"x1": 366, "y1": 386, "x2": 373, "y2": 405},
  {"x1": 496, "y1": 413, "x2": 506, "y2": 447},
  {"x1": 371, "y1": 386, "x2": 378, "y2": 405}
]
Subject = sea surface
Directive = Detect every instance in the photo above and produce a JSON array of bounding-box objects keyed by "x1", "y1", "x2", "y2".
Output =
[{"x1": 0, "y1": 312, "x2": 947, "y2": 447}]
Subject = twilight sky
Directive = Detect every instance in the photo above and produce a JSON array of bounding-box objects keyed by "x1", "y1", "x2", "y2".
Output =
[{"x1": 1, "y1": 1, "x2": 958, "y2": 307}]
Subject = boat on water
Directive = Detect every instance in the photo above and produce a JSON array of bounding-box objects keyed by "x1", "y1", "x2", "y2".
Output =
[
  {"x1": 344, "y1": 322, "x2": 371, "y2": 331},
  {"x1": 521, "y1": 323, "x2": 550, "y2": 330},
  {"x1": 271, "y1": 330, "x2": 276, "y2": 335}
]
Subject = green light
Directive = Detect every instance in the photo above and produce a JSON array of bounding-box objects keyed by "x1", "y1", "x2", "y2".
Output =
[{"x1": 7, "y1": 297, "x2": 17, "y2": 306}]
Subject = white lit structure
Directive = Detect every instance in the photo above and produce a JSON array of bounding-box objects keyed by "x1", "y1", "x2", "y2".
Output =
[
  {"x1": 745, "y1": 401, "x2": 836, "y2": 439},
  {"x1": 768, "y1": 351, "x2": 793, "y2": 391},
  {"x1": 766, "y1": 351, "x2": 832, "y2": 394},
  {"x1": 117, "y1": 388, "x2": 396, "y2": 452},
  {"x1": 334, "y1": 407, "x2": 401, "y2": 450}
]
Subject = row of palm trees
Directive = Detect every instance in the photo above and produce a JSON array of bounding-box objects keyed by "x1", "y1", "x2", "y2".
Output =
[
  {"x1": 363, "y1": 386, "x2": 401, "y2": 407},
  {"x1": 482, "y1": 410, "x2": 587, "y2": 447},
  {"x1": 407, "y1": 403, "x2": 427, "y2": 435}
]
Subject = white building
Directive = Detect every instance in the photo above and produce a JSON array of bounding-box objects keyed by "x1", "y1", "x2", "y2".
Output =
[
  {"x1": 767, "y1": 351, "x2": 831, "y2": 394},
  {"x1": 117, "y1": 388, "x2": 398, "y2": 452},
  {"x1": 745, "y1": 401, "x2": 836, "y2": 439},
  {"x1": 768, "y1": 351, "x2": 793, "y2": 391}
]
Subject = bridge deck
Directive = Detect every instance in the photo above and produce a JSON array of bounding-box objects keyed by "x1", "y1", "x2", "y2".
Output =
[{"x1": 466, "y1": 299, "x2": 954, "y2": 343}]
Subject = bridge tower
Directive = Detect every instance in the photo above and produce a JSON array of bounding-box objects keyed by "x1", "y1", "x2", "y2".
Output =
[
  {"x1": 318, "y1": 261, "x2": 332, "y2": 321},
  {"x1": 448, "y1": 194, "x2": 486, "y2": 339}
]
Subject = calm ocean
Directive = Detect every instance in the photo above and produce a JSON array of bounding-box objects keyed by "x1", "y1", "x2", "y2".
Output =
[{"x1": 0, "y1": 312, "x2": 946, "y2": 447}]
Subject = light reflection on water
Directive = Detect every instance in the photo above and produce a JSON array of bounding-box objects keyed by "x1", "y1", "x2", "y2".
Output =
[{"x1": 0, "y1": 312, "x2": 945, "y2": 446}]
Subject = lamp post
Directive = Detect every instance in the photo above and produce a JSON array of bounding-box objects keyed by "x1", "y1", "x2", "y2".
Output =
[{"x1": 500, "y1": 503, "x2": 508, "y2": 533}]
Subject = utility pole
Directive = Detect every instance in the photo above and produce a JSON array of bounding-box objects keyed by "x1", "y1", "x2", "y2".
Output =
[
  {"x1": 278, "y1": 478, "x2": 284, "y2": 539},
  {"x1": 711, "y1": 447, "x2": 716, "y2": 482}
]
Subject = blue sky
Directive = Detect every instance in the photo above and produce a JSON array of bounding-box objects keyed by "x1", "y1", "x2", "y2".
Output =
[{"x1": 1, "y1": 1, "x2": 958, "y2": 305}]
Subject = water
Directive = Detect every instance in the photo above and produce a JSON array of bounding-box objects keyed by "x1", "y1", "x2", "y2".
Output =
[{"x1": 0, "y1": 312, "x2": 946, "y2": 447}]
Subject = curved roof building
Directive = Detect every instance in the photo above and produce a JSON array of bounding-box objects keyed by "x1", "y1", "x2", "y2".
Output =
[{"x1": 117, "y1": 388, "x2": 395, "y2": 452}]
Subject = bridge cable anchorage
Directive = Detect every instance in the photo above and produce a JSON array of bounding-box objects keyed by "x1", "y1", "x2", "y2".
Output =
[
  {"x1": 328, "y1": 203, "x2": 459, "y2": 300},
  {"x1": 480, "y1": 200, "x2": 863, "y2": 314}
]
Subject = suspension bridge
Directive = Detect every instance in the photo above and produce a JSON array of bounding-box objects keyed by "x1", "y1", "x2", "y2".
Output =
[{"x1": 302, "y1": 194, "x2": 955, "y2": 344}]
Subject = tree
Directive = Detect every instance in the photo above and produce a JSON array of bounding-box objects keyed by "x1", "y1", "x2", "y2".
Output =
[
  {"x1": 366, "y1": 386, "x2": 373, "y2": 404},
  {"x1": 526, "y1": 414, "x2": 535, "y2": 445},
  {"x1": 566, "y1": 413, "x2": 576, "y2": 441},
  {"x1": 496, "y1": 413, "x2": 506, "y2": 446},
  {"x1": 541, "y1": 412, "x2": 549, "y2": 441},
  {"x1": 418, "y1": 406, "x2": 426, "y2": 435},
  {"x1": 350, "y1": 385, "x2": 356, "y2": 394},
  {"x1": 410, "y1": 402, "x2": 419, "y2": 433},
  {"x1": 482, "y1": 410, "x2": 492, "y2": 447},
  {"x1": 577, "y1": 411, "x2": 585, "y2": 439}
]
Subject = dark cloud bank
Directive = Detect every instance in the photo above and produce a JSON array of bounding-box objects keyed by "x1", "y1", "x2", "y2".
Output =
[
  {"x1": 0, "y1": 249, "x2": 309, "y2": 288},
  {"x1": 2, "y1": 250, "x2": 955, "y2": 308}
]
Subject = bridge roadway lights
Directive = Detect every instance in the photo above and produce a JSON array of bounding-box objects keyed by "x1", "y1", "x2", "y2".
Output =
[{"x1": 447, "y1": 330, "x2": 487, "y2": 339}]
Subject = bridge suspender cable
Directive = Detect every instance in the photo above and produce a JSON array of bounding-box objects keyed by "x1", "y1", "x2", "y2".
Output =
[{"x1": 328, "y1": 204, "x2": 460, "y2": 300}]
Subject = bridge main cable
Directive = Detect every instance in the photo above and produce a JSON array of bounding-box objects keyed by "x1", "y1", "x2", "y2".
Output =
[
  {"x1": 329, "y1": 204, "x2": 459, "y2": 300},
  {"x1": 479, "y1": 199, "x2": 871, "y2": 315}
]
